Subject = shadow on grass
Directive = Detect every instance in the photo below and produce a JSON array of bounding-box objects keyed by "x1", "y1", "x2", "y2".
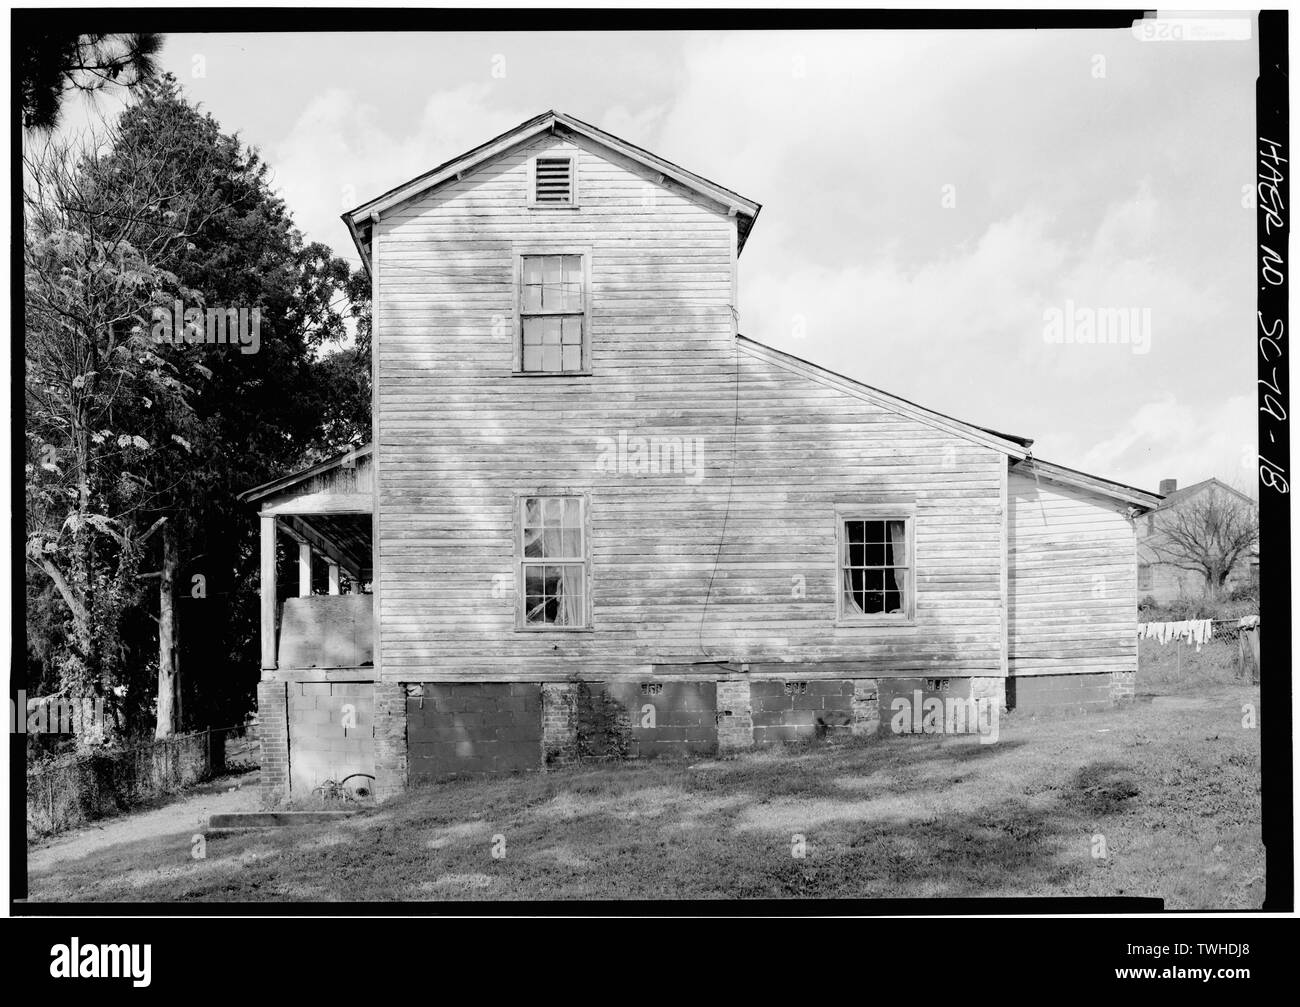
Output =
[{"x1": 27, "y1": 735, "x2": 1171, "y2": 904}]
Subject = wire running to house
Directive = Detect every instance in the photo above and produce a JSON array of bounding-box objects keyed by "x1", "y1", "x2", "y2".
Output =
[{"x1": 696, "y1": 327, "x2": 742, "y2": 661}]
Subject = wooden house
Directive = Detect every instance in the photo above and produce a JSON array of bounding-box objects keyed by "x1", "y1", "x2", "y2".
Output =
[{"x1": 241, "y1": 111, "x2": 1161, "y2": 799}]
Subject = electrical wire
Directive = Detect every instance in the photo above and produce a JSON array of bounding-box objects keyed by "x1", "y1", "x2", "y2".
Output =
[{"x1": 696, "y1": 325, "x2": 742, "y2": 661}]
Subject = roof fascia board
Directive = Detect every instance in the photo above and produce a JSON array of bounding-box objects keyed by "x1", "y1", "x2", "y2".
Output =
[
  {"x1": 1012, "y1": 459, "x2": 1161, "y2": 510},
  {"x1": 737, "y1": 338, "x2": 1029, "y2": 459},
  {"x1": 555, "y1": 114, "x2": 760, "y2": 218},
  {"x1": 345, "y1": 114, "x2": 760, "y2": 229},
  {"x1": 352, "y1": 119, "x2": 554, "y2": 221}
]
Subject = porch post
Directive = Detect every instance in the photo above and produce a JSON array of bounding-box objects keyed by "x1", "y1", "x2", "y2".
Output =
[
  {"x1": 298, "y1": 541, "x2": 312, "y2": 597},
  {"x1": 260, "y1": 515, "x2": 277, "y2": 670},
  {"x1": 327, "y1": 561, "x2": 340, "y2": 595}
]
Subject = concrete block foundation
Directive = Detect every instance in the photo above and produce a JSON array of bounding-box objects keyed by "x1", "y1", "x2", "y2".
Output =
[{"x1": 260, "y1": 671, "x2": 1135, "y2": 799}]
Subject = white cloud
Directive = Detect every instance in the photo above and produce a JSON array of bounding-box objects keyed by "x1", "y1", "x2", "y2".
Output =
[
  {"x1": 268, "y1": 83, "x2": 536, "y2": 258},
  {"x1": 1067, "y1": 393, "x2": 1256, "y2": 494}
]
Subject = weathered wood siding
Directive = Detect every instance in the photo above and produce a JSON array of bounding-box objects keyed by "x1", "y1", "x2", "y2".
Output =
[
  {"x1": 1008, "y1": 472, "x2": 1137, "y2": 676},
  {"x1": 374, "y1": 131, "x2": 1006, "y2": 682}
]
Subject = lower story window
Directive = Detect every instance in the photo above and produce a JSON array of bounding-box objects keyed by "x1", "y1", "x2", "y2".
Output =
[
  {"x1": 1137, "y1": 563, "x2": 1153, "y2": 591},
  {"x1": 520, "y1": 495, "x2": 587, "y2": 628},
  {"x1": 838, "y1": 514, "x2": 913, "y2": 622}
]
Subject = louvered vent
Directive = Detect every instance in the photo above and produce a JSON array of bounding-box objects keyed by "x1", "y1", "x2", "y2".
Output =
[{"x1": 534, "y1": 156, "x2": 573, "y2": 204}]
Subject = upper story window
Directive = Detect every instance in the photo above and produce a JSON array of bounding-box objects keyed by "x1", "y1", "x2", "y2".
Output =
[
  {"x1": 517, "y1": 252, "x2": 588, "y2": 374},
  {"x1": 518, "y1": 495, "x2": 589, "y2": 630},
  {"x1": 836, "y1": 509, "x2": 914, "y2": 624},
  {"x1": 1137, "y1": 563, "x2": 1153, "y2": 591},
  {"x1": 528, "y1": 154, "x2": 577, "y2": 207}
]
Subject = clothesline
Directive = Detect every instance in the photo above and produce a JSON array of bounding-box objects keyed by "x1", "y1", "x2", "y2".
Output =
[
  {"x1": 1138, "y1": 619, "x2": 1213, "y2": 650},
  {"x1": 1137, "y1": 615, "x2": 1260, "y2": 652}
]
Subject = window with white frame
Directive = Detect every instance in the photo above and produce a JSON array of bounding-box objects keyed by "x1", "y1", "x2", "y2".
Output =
[
  {"x1": 519, "y1": 495, "x2": 588, "y2": 628},
  {"x1": 518, "y1": 253, "x2": 587, "y2": 373},
  {"x1": 837, "y1": 513, "x2": 913, "y2": 622}
]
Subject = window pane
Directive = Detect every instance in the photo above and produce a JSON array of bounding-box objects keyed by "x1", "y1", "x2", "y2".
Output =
[
  {"x1": 543, "y1": 498, "x2": 562, "y2": 525},
  {"x1": 562, "y1": 497, "x2": 582, "y2": 528},
  {"x1": 561, "y1": 345, "x2": 582, "y2": 371},
  {"x1": 524, "y1": 565, "x2": 546, "y2": 623},
  {"x1": 542, "y1": 256, "x2": 562, "y2": 308},
  {"x1": 522, "y1": 316, "x2": 542, "y2": 346},
  {"x1": 540, "y1": 317, "x2": 561, "y2": 345},
  {"x1": 542, "y1": 345, "x2": 562, "y2": 372},
  {"x1": 560, "y1": 529, "x2": 582, "y2": 558},
  {"x1": 561, "y1": 315, "x2": 582, "y2": 344},
  {"x1": 561, "y1": 255, "x2": 583, "y2": 311},
  {"x1": 522, "y1": 258, "x2": 543, "y2": 312},
  {"x1": 864, "y1": 541, "x2": 886, "y2": 567},
  {"x1": 522, "y1": 344, "x2": 542, "y2": 371},
  {"x1": 846, "y1": 521, "x2": 865, "y2": 566}
]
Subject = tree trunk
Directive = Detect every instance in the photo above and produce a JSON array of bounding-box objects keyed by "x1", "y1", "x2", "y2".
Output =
[{"x1": 155, "y1": 520, "x2": 179, "y2": 739}]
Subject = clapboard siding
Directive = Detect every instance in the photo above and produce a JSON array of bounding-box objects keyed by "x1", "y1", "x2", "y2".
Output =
[
  {"x1": 1008, "y1": 472, "x2": 1137, "y2": 675},
  {"x1": 373, "y1": 132, "x2": 1007, "y2": 681}
]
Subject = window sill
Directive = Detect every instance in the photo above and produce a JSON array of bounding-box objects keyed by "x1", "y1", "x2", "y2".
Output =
[
  {"x1": 510, "y1": 369, "x2": 593, "y2": 378},
  {"x1": 514, "y1": 625, "x2": 594, "y2": 634},
  {"x1": 835, "y1": 618, "x2": 916, "y2": 629}
]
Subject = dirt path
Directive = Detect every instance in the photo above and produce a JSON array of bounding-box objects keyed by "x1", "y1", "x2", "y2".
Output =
[{"x1": 26, "y1": 770, "x2": 260, "y2": 885}]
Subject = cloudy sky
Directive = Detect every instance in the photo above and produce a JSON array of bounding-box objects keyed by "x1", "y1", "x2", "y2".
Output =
[{"x1": 143, "y1": 25, "x2": 1257, "y2": 494}]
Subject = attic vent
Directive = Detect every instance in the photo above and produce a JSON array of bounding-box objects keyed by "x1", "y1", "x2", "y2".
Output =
[{"x1": 534, "y1": 156, "x2": 573, "y2": 205}]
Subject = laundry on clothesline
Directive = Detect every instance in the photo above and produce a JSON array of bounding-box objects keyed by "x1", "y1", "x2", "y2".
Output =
[
  {"x1": 1137, "y1": 618, "x2": 1214, "y2": 651},
  {"x1": 1238, "y1": 614, "x2": 1260, "y2": 629}
]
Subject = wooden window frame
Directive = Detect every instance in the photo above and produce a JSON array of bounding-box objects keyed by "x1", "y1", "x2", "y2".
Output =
[
  {"x1": 1137, "y1": 563, "x2": 1153, "y2": 592},
  {"x1": 526, "y1": 153, "x2": 580, "y2": 209},
  {"x1": 513, "y1": 247, "x2": 593, "y2": 376},
  {"x1": 514, "y1": 492, "x2": 593, "y2": 632},
  {"x1": 834, "y1": 504, "x2": 916, "y2": 627}
]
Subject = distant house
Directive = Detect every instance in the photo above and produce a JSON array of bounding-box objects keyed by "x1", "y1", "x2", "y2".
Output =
[
  {"x1": 1137, "y1": 478, "x2": 1259, "y2": 604},
  {"x1": 240, "y1": 111, "x2": 1161, "y2": 801}
]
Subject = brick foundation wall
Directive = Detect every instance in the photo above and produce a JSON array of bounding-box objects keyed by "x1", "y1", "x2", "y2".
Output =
[
  {"x1": 851, "y1": 679, "x2": 879, "y2": 736},
  {"x1": 407, "y1": 683, "x2": 542, "y2": 781},
  {"x1": 751, "y1": 680, "x2": 854, "y2": 745},
  {"x1": 1109, "y1": 670, "x2": 1136, "y2": 703},
  {"x1": 373, "y1": 682, "x2": 408, "y2": 799},
  {"x1": 541, "y1": 682, "x2": 578, "y2": 767},
  {"x1": 970, "y1": 676, "x2": 1007, "y2": 709},
  {"x1": 256, "y1": 681, "x2": 289, "y2": 802}
]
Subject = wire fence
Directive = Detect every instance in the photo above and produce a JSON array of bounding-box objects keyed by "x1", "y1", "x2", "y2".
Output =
[{"x1": 26, "y1": 721, "x2": 258, "y2": 838}]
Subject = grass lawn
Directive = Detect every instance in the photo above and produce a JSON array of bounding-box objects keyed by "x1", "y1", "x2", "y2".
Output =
[{"x1": 26, "y1": 654, "x2": 1263, "y2": 906}]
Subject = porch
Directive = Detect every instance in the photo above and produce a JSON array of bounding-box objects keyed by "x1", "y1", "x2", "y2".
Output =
[{"x1": 237, "y1": 444, "x2": 379, "y2": 797}]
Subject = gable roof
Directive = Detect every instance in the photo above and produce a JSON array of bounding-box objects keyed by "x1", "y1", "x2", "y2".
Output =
[
  {"x1": 1156, "y1": 477, "x2": 1256, "y2": 511},
  {"x1": 342, "y1": 110, "x2": 762, "y2": 274},
  {"x1": 237, "y1": 444, "x2": 373, "y2": 506},
  {"x1": 737, "y1": 335, "x2": 1033, "y2": 458},
  {"x1": 1011, "y1": 457, "x2": 1162, "y2": 511}
]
